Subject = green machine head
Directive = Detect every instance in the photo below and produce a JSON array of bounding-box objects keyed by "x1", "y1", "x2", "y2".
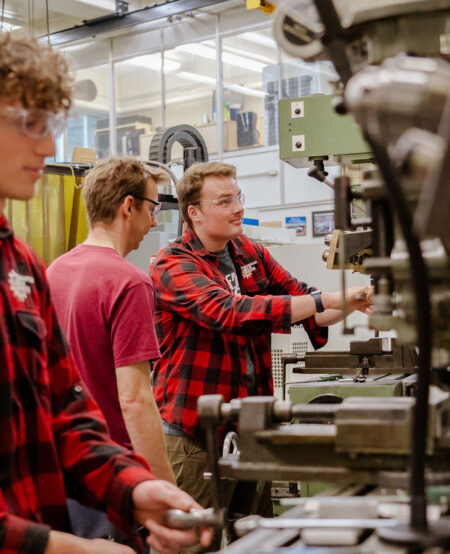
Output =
[{"x1": 279, "y1": 94, "x2": 372, "y2": 169}]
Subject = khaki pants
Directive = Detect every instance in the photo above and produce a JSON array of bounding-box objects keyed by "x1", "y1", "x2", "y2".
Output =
[
  {"x1": 165, "y1": 434, "x2": 272, "y2": 553},
  {"x1": 165, "y1": 433, "x2": 223, "y2": 552}
]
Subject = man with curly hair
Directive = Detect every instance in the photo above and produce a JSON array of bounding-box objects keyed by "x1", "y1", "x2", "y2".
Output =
[{"x1": 0, "y1": 33, "x2": 212, "y2": 554}]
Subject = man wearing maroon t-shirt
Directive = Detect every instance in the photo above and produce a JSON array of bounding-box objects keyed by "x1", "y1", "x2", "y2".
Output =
[
  {"x1": 48, "y1": 157, "x2": 177, "y2": 541},
  {"x1": 49, "y1": 157, "x2": 175, "y2": 484}
]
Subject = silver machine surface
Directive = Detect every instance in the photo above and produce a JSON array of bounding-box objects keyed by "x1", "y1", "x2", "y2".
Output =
[{"x1": 194, "y1": 1, "x2": 450, "y2": 552}]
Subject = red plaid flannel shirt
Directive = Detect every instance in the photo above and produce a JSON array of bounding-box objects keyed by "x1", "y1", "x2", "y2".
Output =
[
  {"x1": 150, "y1": 227, "x2": 328, "y2": 440},
  {"x1": 0, "y1": 215, "x2": 153, "y2": 554}
]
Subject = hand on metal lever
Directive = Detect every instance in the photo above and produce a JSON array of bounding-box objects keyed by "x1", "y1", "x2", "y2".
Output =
[{"x1": 166, "y1": 507, "x2": 224, "y2": 529}]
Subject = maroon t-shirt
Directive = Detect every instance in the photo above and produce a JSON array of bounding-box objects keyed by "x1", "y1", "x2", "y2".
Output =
[{"x1": 47, "y1": 244, "x2": 160, "y2": 448}]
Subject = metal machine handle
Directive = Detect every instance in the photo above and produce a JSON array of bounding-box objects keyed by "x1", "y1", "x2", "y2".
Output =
[{"x1": 166, "y1": 508, "x2": 223, "y2": 529}]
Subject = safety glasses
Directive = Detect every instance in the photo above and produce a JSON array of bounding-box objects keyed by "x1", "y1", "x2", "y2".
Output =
[{"x1": 0, "y1": 106, "x2": 67, "y2": 139}]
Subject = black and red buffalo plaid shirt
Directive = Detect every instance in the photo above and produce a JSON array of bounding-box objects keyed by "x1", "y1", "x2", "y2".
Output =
[
  {"x1": 150, "y1": 227, "x2": 328, "y2": 440},
  {"x1": 0, "y1": 214, "x2": 153, "y2": 554}
]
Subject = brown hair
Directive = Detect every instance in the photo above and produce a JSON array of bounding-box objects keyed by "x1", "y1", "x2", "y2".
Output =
[
  {"x1": 0, "y1": 33, "x2": 72, "y2": 112},
  {"x1": 83, "y1": 156, "x2": 169, "y2": 226},
  {"x1": 176, "y1": 161, "x2": 236, "y2": 226}
]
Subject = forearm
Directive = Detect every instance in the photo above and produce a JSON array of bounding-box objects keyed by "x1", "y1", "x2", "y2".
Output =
[
  {"x1": 291, "y1": 288, "x2": 371, "y2": 326},
  {"x1": 45, "y1": 531, "x2": 95, "y2": 554},
  {"x1": 314, "y1": 308, "x2": 345, "y2": 327},
  {"x1": 290, "y1": 294, "x2": 316, "y2": 323},
  {"x1": 121, "y1": 396, "x2": 176, "y2": 485},
  {"x1": 45, "y1": 531, "x2": 134, "y2": 554}
]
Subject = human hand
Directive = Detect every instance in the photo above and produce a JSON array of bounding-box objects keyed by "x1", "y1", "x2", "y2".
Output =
[
  {"x1": 132, "y1": 480, "x2": 213, "y2": 554},
  {"x1": 345, "y1": 285, "x2": 373, "y2": 314},
  {"x1": 323, "y1": 285, "x2": 373, "y2": 314}
]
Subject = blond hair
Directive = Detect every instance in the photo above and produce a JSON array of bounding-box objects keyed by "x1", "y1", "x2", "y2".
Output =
[
  {"x1": 0, "y1": 33, "x2": 72, "y2": 112},
  {"x1": 83, "y1": 156, "x2": 169, "y2": 226},
  {"x1": 176, "y1": 161, "x2": 236, "y2": 226}
]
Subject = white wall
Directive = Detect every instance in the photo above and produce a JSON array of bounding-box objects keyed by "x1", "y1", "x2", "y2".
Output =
[{"x1": 210, "y1": 147, "x2": 338, "y2": 242}]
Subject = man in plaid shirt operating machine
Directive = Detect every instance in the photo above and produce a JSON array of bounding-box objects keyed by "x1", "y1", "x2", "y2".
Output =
[
  {"x1": 0, "y1": 33, "x2": 212, "y2": 554},
  {"x1": 150, "y1": 161, "x2": 373, "y2": 551}
]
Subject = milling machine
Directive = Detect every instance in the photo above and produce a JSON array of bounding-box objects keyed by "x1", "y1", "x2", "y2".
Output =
[{"x1": 195, "y1": 1, "x2": 450, "y2": 551}]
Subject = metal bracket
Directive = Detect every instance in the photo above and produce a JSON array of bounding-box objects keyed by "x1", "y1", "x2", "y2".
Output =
[{"x1": 115, "y1": 0, "x2": 129, "y2": 16}]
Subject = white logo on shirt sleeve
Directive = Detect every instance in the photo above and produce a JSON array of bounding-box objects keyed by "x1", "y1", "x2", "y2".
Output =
[{"x1": 8, "y1": 269, "x2": 35, "y2": 302}]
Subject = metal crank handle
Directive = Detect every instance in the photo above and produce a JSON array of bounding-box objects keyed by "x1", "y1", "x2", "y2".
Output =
[
  {"x1": 165, "y1": 508, "x2": 223, "y2": 529},
  {"x1": 234, "y1": 515, "x2": 397, "y2": 536}
]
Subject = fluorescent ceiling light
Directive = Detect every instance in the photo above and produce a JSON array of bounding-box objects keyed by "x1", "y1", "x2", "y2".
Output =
[
  {"x1": 202, "y1": 39, "x2": 274, "y2": 66},
  {"x1": 0, "y1": 21, "x2": 20, "y2": 32},
  {"x1": 175, "y1": 43, "x2": 215, "y2": 60},
  {"x1": 177, "y1": 71, "x2": 266, "y2": 99},
  {"x1": 0, "y1": 11, "x2": 21, "y2": 33},
  {"x1": 177, "y1": 71, "x2": 216, "y2": 86},
  {"x1": 113, "y1": 90, "x2": 213, "y2": 112},
  {"x1": 0, "y1": 8, "x2": 21, "y2": 19},
  {"x1": 128, "y1": 54, "x2": 180, "y2": 72},
  {"x1": 175, "y1": 43, "x2": 265, "y2": 73},
  {"x1": 220, "y1": 43, "x2": 275, "y2": 66},
  {"x1": 240, "y1": 31, "x2": 277, "y2": 49},
  {"x1": 227, "y1": 84, "x2": 266, "y2": 99},
  {"x1": 76, "y1": 89, "x2": 212, "y2": 114},
  {"x1": 217, "y1": 49, "x2": 266, "y2": 73}
]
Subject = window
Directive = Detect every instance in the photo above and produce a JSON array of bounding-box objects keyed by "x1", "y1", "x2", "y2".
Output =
[
  {"x1": 163, "y1": 41, "x2": 216, "y2": 159},
  {"x1": 58, "y1": 65, "x2": 110, "y2": 161},
  {"x1": 280, "y1": 54, "x2": 338, "y2": 99},
  {"x1": 222, "y1": 29, "x2": 278, "y2": 151},
  {"x1": 115, "y1": 54, "x2": 163, "y2": 160},
  {"x1": 275, "y1": 53, "x2": 338, "y2": 149}
]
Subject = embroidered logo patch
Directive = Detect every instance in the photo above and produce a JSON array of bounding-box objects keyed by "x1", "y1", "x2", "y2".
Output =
[
  {"x1": 225, "y1": 272, "x2": 241, "y2": 295},
  {"x1": 8, "y1": 269, "x2": 34, "y2": 302},
  {"x1": 241, "y1": 261, "x2": 258, "y2": 279}
]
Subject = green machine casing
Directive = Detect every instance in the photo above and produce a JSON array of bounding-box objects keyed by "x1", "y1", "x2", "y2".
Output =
[{"x1": 278, "y1": 94, "x2": 371, "y2": 167}]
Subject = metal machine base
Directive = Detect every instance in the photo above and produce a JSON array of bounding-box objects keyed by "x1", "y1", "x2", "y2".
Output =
[{"x1": 377, "y1": 521, "x2": 450, "y2": 550}]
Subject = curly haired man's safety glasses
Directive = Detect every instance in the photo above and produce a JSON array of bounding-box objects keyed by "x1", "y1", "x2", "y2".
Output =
[{"x1": 0, "y1": 106, "x2": 67, "y2": 139}]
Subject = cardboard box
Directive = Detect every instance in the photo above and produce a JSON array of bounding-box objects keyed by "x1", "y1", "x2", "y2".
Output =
[{"x1": 195, "y1": 120, "x2": 238, "y2": 154}]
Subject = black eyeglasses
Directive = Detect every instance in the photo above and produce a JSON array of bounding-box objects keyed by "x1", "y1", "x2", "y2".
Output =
[
  {"x1": 121, "y1": 193, "x2": 162, "y2": 217},
  {"x1": 134, "y1": 195, "x2": 162, "y2": 217}
]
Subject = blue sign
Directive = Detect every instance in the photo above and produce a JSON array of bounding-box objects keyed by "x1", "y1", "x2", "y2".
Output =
[
  {"x1": 285, "y1": 216, "x2": 306, "y2": 226},
  {"x1": 285, "y1": 216, "x2": 306, "y2": 236}
]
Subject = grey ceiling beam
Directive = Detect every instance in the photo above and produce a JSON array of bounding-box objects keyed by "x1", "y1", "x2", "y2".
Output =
[{"x1": 45, "y1": 0, "x2": 228, "y2": 46}]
